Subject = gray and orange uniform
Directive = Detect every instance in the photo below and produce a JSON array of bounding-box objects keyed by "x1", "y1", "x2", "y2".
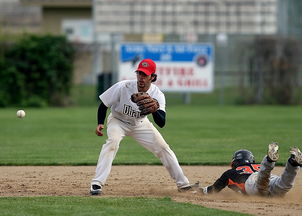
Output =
[
  {"x1": 204, "y1": 164, "x2": 260, "y2": 194},
  {"x1": 203, "y1": 156, "x2": 300, "y2": 197}
]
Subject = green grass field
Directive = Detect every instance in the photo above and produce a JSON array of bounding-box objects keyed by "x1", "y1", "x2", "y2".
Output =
[
  {"x1": 1, "y1": 105, "x2": 301, "y2": 165},
  {"x1": 0, "y1": 197, "x2": 249, "y2": 216}
]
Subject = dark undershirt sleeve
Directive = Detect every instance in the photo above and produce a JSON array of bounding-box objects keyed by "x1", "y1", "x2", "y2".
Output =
[
  {"x1": 97, "y1": 102, "x2": 108, "y2": 125},
  {"x1": 152, "y1": 110, "x2": 166, "y2": 128},
  {"x1": 207, "y1": 170, "x2": 233, "y2": 193}
]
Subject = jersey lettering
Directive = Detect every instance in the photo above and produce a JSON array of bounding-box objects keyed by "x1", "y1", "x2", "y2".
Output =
[
  {"x1": 251, "y1": 164, "x2": 261, "y2": 171},
  {"x1": 236, "y1": 166, "x2": 253, "y2": 174},
  {"x1": 236, "y1": 164, "x2": 261, "y2": 174},
  {"x1": 123, "y1": 104, "x2": 140, "y2": 118}
]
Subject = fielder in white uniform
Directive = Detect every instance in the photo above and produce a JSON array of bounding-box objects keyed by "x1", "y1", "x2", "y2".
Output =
[{"x1": 90, "y1": 59, "x2": 191, "y2": 195}]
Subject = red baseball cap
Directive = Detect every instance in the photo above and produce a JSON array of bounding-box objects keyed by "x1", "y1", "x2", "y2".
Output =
[{"x1": 136, "y1": 59, "x2": 156, "y2": 75}]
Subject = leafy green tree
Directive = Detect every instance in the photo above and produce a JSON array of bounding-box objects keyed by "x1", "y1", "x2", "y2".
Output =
[{"x1": 0, "y1": 35, "x2": 74, "y2": 107}]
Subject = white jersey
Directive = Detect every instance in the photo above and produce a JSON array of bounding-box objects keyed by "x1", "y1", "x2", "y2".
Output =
[{"x1": 99, "y1": 80, "x2": 166, "y2": 126}]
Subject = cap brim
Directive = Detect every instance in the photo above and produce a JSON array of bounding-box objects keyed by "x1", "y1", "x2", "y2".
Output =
[{"x1": 135, "y1": 68, "x2": 153, "y2": 76}]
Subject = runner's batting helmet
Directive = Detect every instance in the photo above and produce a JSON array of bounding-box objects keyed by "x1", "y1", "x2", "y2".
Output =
[{"x1": 231, "y1": 149, "x2": 255, "y2": 168}]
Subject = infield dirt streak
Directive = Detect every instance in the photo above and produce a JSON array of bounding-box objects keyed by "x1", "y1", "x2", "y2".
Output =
[{"x1": 0, "y1": 165, "x2": 301, "y2": 216}]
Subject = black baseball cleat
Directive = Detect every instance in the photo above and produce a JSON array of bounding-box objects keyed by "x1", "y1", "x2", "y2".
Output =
[
  {"x1": 178, "y1": 182, "x2": 200, "y2": 192},
  {"x1": 267, "y1": 142, "x2": 279, "y2": 162},
  {"x1": 90, "y1": 184, "x2": 102, "y2": 195},
  {"x1": 289, "y1": 147, "x2": 302, "y2": 167}
]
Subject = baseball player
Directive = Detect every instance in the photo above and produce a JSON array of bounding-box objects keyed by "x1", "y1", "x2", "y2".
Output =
[
  {"x1": 90, "y1": 58, "x2": 192, "y2": 195},
  {"x1": 200, "y1": 143, "x2": 302, "y2": 197}
]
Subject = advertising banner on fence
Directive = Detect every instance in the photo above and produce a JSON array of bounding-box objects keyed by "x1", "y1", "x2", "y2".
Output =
[{"x1": 119, "y1": 43, "x2": 214, "y2": 92}]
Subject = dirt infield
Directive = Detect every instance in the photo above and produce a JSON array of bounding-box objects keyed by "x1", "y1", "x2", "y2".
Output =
[{"x1": 0, "y1": 165, "x2": 301, "y2": 216}]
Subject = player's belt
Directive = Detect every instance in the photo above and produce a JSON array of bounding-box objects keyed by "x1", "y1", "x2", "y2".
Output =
[{"x1": 115, "y1": 117, "x2": 144, "y2": 126}]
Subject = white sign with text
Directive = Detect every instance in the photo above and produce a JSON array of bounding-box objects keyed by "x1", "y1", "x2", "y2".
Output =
[{"x1": 119, "y1": 43, "x2": 214, "y2": 92}]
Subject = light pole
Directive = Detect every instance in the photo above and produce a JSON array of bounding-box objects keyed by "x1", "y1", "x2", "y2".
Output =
[{"x1": 216, "y1": 33, "x2": 228, "y2": 105}]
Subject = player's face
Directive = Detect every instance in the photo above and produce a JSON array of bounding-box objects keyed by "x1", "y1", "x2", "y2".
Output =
[{"x1": 136, "y1": 71, "x2": 152, "y2": 92}]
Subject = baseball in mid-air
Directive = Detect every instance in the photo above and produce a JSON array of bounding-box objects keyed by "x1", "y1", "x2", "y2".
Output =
[{"x1": 16, "y1": 110, "x2": 26, "y2": 118}]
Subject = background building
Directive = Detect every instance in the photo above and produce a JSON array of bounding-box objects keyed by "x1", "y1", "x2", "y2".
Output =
[
  {"x1": 0, "y1": 0, "x2": 40, "y2": 33},
  {"x1": 1, "y1": 0, "x2": 301, "y2": 98}
]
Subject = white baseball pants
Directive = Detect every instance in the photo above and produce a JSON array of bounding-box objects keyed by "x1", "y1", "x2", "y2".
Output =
[
  {"x1": 91, "y1": 114, "x2": 190, "y2": 188},
  {"x1": 245, "y1": 156, "x2": 299, "y2": 196}
]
